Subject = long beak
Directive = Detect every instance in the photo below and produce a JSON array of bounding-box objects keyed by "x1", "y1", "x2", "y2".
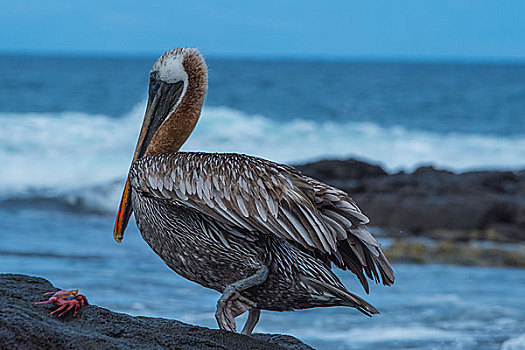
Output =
[{"x1": 113, "y1": 80, "x2": 184, "y2": 243}]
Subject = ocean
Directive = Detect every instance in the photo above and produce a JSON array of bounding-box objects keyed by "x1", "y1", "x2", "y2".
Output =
[{"x1": 1, "y1": 55, "x2": 524, "y2": 349}]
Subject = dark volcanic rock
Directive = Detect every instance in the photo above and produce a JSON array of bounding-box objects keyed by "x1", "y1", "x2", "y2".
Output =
[
  {"x1": 0, "y1": 274, "x2": 313, "y2": 350},
  {"x1": 295, "y1": 158, "x2": 387, "y2": 185},
  {"x1": 296, "y1": 159, "x2": 525, "y2": 242}
]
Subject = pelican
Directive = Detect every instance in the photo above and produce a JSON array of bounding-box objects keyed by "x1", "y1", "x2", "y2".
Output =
[{"x1": 114, "y1": 48, "x2": 395, "y2": 335}]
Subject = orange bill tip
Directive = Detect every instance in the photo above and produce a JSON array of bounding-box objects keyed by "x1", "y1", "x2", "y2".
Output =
[{"x1": 113, "y1": 179, "x2": 131, "y2": 243}]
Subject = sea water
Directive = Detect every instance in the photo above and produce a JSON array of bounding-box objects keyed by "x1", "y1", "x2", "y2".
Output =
[{"x1": 1, "y1": 55, "x2": 524, "y2": 349}]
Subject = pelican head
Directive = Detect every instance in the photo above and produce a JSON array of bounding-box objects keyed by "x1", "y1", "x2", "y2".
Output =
[{"x1": 113, "y1": 48, "x2": 208, "y2": 243}]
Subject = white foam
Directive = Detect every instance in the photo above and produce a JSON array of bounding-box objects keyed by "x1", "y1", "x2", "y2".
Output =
[
  {"x1": 190, "y1": 106, "x2": 525, "y2": 171},
  {"x1": 413, "y1": 294, "x2": 463, "y2": 305},
  {"x1": 501, "y1": 334, "x2": 525, "y2": 350},
  {"x1": 1, "y1": 102, "x2": 524, "y2": 208},
  {"x1": 0, "y1": 104, "x2": 143, "y2": 194},
  {"x1": 298, "y1": 325, "x2": 463, "y2": 343}
]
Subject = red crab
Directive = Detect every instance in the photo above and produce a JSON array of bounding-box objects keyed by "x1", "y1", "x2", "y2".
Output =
[{"x1": 35, "y1": 289, "x2": 88, "y2": 317}]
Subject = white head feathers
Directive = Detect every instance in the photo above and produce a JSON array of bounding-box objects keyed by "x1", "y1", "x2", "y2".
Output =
[{"x1": 152, "y1": 48, "x2": 203, "y2": 84}]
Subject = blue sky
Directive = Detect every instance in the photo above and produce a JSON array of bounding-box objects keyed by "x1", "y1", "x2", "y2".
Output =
[{"x1": 2, "y1": 0, "x2": 525, "y2": 60}]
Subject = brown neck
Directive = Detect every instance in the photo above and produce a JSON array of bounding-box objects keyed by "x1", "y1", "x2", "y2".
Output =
[{"x1": 145, "y1": 56, "x2": 207, "y2": 156}]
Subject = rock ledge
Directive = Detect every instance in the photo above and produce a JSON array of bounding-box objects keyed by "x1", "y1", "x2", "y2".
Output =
[{"x1": 0, "y1": 274, "x2": 313, "y2": 350}]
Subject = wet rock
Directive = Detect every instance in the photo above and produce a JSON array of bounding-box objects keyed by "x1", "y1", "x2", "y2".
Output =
[
  {"x1": 295, "y1": 158, "x2": 387, "y2": 189},
  {"x1": 0, "y1": 274, "x2": 313, "y2": 350},
  {"x1": 384, "y1": 239, "x2": 525, "y2": 267},
  {"x1": 296, "y1": 158, "x2": 525, "y2": 242}
]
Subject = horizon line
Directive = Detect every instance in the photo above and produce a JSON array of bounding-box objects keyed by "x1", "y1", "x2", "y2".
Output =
[{"x1": 2, "y1": 49, "x2": 525, "y2": 65}]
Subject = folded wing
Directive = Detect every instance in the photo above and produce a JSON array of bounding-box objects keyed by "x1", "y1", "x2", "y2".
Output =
[{"x1": 129, "y1": 152, "x2": 394, "y2": 292}]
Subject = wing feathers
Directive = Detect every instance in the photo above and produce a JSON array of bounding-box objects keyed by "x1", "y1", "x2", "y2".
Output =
[{"x1": 130, "y1": 152, "x2": 395, "y2": 291}]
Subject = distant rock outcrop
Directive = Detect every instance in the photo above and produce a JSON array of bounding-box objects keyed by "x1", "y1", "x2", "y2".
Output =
[
  {"x1": 0, "y1": 274, "x2": 313, "y2": 350},
  {"x1": 297, "y1": 158, "x2": 525, "y2": 243},
  {"x1": 384, "y1": 239, "x2": 525, "y2": 267}
]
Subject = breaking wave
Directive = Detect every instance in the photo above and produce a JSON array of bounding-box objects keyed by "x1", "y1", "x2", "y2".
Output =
[
  {"x1": 298, "y1": 325, "x2": 464, "y2": 344},
  {"x1": 1, "y1": 102, "x2": 524, "y2": 214},
  {"x1": 501, "y1": 333, "x2": 525, "y2": 350}
]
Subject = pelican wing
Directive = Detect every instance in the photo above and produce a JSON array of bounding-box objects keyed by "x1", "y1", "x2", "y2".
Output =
[{"x1": 129, "y1": 152, "x2": 394, "y2": 292}]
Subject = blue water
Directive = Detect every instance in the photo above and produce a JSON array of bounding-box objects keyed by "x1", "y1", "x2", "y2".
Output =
[
  {"x1": 1, "y1": 55, "x2": 525, "y2": 349},
  {"x1": 3, "y1": 56, "x2": 525, "y2": 135},
  {"x1": 2, "y1": 208, "x2": 524, "y2": 349}
]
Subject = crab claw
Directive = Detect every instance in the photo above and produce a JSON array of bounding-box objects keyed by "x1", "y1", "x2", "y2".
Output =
[{"x1": 77, "y1": 294, "x2": 88, "y2": 307}]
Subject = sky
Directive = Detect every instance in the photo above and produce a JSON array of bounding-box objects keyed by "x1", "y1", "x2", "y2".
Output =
[{"x1": 2, "y1": 0, "x2": 525, "y2": 60}]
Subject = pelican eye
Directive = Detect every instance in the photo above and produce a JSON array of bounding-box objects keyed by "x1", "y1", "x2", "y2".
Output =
[{"x1": 149, "y1": 73, "x2": 160, "y2": 95}]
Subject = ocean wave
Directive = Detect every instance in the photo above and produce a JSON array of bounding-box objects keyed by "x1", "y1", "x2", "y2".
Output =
[
  {"x1": 1, "y1": 102, "x2": 524, "y2": 213},
  {"x1": 501, "y1": 334, "x2": 525, "y2": 350},
  {"x1": 298, "y1": 325, "x2": 463, "y2": 343},
  {"x1": 0, "y1": 180, "x2": 123, "y2": 215},
  {"x1": 413, "y1": 294, "x2": 463, "y2": 306}
]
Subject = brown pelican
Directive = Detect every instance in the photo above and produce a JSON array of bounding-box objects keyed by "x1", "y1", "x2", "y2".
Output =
[{"x1": 113, "y1": 48, "x2": 395, "y2": 335}]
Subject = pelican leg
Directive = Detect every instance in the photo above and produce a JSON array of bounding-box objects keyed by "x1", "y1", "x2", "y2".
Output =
[
  {"x1": 241, "y1": 309, "x2": 261, "y2": 335},
  {"x1": 215, "y1": 265, "x2": 269, "y2": 333}
]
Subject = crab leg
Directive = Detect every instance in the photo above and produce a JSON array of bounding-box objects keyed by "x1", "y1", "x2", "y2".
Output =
[
  {"x1": 57, "y1": 303, "x2": 76, "y2": 317},
  {"x1": 50, "y1": 303, "x2": 71, "y2": 315}
]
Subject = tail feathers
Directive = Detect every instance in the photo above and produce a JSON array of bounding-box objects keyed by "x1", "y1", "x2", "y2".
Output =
[{"x1": 302, "y1": 276, "x2": 379, "y2": 317}]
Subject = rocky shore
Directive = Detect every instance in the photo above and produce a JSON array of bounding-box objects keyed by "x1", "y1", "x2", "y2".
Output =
[
  {"x1": 0, "y1": 274, "x2": 313, "y2": 350},
  {"x1": 296, "y1": 158, "x2": 525, "y2": 267}
]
